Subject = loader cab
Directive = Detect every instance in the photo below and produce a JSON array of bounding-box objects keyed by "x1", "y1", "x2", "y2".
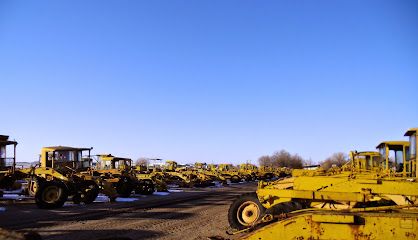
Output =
[
  {"x1": 207, "y1": 164, "x2": 218, "y2": 171},
  {"x1": 165, "y1": 160, "x2": 178, "y2": 171},
  {"x1": 0, "y1": 135, "x2": 17, "y2": 172},
  {"x1": 41, "y1": 146, "x2": 93, "y2": 171},
  {"x1": 96, "y1": 154, "x2": 132, "y2": 170},
  {"x1": 349, "y1": 151, "x2": 381, "y2": 171},
  {"x1": 219, "y1": 164, "x2": 235, "y2": 171},
  {"x1": 194, "y1": 162, "x2": 207, "y2": 170},
  {"x1": 376, "y1": 141, "x2": 410, "y2": 177},
  {"x1": 240, "y1": 164, "x2": 258, "y2": 171},
  {"x1": 259, "y1": 166, "x2": 274, "y2": 172},
  {"x1": 404, "y1": 128, "x2": 418, "y2": 178}
]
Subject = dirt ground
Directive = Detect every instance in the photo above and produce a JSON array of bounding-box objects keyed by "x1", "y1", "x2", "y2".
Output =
[{"x1": 0, "y1": 183, "x2": 257, "y2": 240}]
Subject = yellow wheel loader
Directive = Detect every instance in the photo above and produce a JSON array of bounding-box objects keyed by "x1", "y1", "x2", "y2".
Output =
[
  {"x1": 170, "y1": 162, "x2": 216, "y2": 187},
  {"x1": 94, "y1": 154, "x2": 155, "y2": 196},
  {"x1": 22, "y1": 146, "x2": 100, "y2": 209},
  {"x1": 194, "y1": 162, "x2": 227, "y2": 184},
  {"x1": 133, "y1": 164, "x2": 168, "y2": 192},
  {"x1": 161, "y1": 160, "x2": 197, "y2": 187},
  {"x1": 256, "y1": 166, "x2": 277, "y2": 180},
  {"x1": 238, "y1": 164, "x2": 258, "y2": 182},
  {"x1": 228, "y1": 128, "x2": 418, "y2": 239},
  {"x1": 218, "y1": 164, "x2": 242, "y2": 183}
]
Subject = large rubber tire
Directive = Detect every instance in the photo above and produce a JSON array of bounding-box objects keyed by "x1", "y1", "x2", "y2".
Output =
[
  {"x1": 116, "y1": 177, "x2": 134, "y2": 197},
  {"x1": 73, "y1": 180, "x2": 99, "y2": 204},
  {"x1": 244, "y1": 175, "x2": 253, "y2": 182},
  {"x1": 83, "y1": 181, "x2": 99, "y2": 204},
  {"x1": 135, "y1": 179, "x2": 155, "y2": 195},
  {"x1": 230, "y1": 175, "x2": 241, "y2": 183},
  {"x1": 228, "y1": 192, "x2": 265, "y2": 230},
  {"x1": 35, "y1": 181, "x2": 68, "y2": 209}
]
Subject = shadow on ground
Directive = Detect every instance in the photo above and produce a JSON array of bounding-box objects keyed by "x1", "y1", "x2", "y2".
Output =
[{"x1": 35, "y1": 229, "x2": 164, "y2": 240}]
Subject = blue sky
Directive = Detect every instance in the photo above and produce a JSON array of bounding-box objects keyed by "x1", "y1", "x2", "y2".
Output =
[{"x1": 1, "y1": 0, "x2": 417, "y2": 164}]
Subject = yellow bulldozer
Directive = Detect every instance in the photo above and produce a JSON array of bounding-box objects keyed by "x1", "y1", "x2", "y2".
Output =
[{"x1": 228, "y1": 128, "x2": 418, "y2": 239}]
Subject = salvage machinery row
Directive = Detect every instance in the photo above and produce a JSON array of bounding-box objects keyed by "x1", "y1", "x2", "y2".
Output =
[
  {"x1": 2, "y1": 127, "x2": 418, "y2": 239},
  {"x1": 0, "y1": 139, "x2": 287, "y2": 209}
]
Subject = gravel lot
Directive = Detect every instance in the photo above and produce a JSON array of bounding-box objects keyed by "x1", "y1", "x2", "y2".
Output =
[{"x1": 0, "y1": 183, "x2": 257, "y2": 240}]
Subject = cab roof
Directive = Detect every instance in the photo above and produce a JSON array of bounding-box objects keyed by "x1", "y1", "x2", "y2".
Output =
[
  {"x1": 96, "y1": 154, "x2": 131, "y2": 161},
  {"x1": 376, "y1": 141, "x2": 409, "y2": 149},
  {"x1": 0, "y1": 140, "x2": 18, "y2": 146},
  {"x1": 356, "y1": 151, "x2": 380, "y2": 156},
  {"x1": 0, "y1": 135, "x2": 17, "y2": 146},
  {"x1": 404, "y1": 128, "x2": 418, "y2": 136},
  {"x1": 42, "y1": 146, "x2": 93, "y2": 151}
]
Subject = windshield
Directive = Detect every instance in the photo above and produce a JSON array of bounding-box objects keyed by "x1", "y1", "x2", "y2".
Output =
[
  {"x1": 100, "y1": 160, "x2": 112, "y2": 169},
  {"x1": 378, "y1": 147, "x2": 386, "y2": 159},
  {"x1": 50, "y1": 151, "x2": 76, "y2": 162},
  {"x1": 378, "y1": 146, "x2": 387, "y2": 169},
  {"x1": 0, "y1": 145, "x2": 5, "y2": 168},
  {"x1": 0, "y1": 145, "x2": 5, "y2": 159},
  {"x1": 410, "y1": 134, "x2": 416, "y2": 158},
  {"x1": 119, "y1": 160, "x2": 131, "y2": 168},
  {"x1": 48, "y1": 150, "x2": 90, "y2": 169},
  {"x1": 394, "y1": 150, "x2": 404, "y2": 171},
  {"x1": 372, "y1": 156, "x2": 381, "y2": 167}
]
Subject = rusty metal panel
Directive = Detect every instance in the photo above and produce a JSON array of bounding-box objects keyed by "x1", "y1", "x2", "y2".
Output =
[{"x1": 311, "y1": 214, "x2": 355, "y2": 223}]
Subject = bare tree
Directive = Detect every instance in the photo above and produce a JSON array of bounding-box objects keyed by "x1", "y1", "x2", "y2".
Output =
[
  {"x1": 135, "y1": 157, "x2": 149, "y2": 166},
  {"x1": 320, "y1": 152, "x2": 348, "y2": 170},
  {"x1": 271, "y1": 150, "x2": 292, "y2": 167},
  {"x1": 290, "y1": 154, "x2": 304, "y2": 169},
  {"x1": 303, "y1": 158, "x2": 314, "y2": 166},
  {"x1": 258, "y1": 155, "x2": 272, "y2": 166}
]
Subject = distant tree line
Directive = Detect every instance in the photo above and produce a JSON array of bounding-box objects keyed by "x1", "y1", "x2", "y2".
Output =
[
  {"x1": 258, "y1": 150, "x2": 305, "y2": 169},
  {"x1": 258, "y1": 150, "x2": 348, "y2": 170},
  {"x1": 319, "y1": 152, "x2": 348, "y2": 170}
]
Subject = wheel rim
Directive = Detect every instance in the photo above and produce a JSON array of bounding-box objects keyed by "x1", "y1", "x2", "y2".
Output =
[
  {"x1": 30, "y1": 180, "x2": 38, "y2": 196},
  {"x1": 42, "y1": 186, "x2": 61, "y2": 203},
  {"x1": 237, "y1": 201, "x2": 260, "y2": 226}
]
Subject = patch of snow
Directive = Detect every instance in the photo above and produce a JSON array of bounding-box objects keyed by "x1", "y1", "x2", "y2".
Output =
[
  {"x1": 153, "y1": 192, "x2": 170, "y2": 196},
  {"x1": 1, "y1": 194, "x2": 30, "y2": 200},
  {"x1": 94, "y1": 195, "x2": 110, "y2": 203},
  {"x1": 63, "y1": 202, "x2": 79, "y2": 207},
  {"x1": 3, "y1": 189, "x2": 24, "y2": 194},
  {"x1": 210, "y1": 182, "x2": 224, "y2": 188},
  {"x1": 115, "y1": 197, "x2": 139, "y2": 202},
  {"x1": 167, "y1": 189, "x2": 184, "y2": 193}
]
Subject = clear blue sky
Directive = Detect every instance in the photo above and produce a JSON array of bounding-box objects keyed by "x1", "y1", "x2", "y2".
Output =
[{"x1": 1, "y1": 0, "x2": 417, "y2": 165}]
